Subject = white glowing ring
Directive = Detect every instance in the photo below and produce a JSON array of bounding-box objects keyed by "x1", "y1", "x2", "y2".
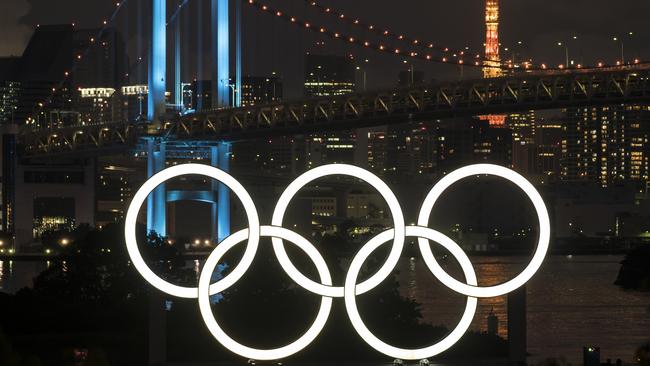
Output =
[
  {"x1": 127, "y1": 163, "x2": 549, "y2": 360},
  {"x1": 271, "y1": 164, "x2": 406, "y2": 298},
  {"x1": 198, "y1": 225, "x2": 333, "y2": 361},
  {"x1": 417, "y1": 164, "x2": 551, "y2": 298},
  {"x1": 345, "y1": 226, "x2": 478, "y2": 360},
  {"x1": 125, "y1": 164, "x2": 261, "y2": 299}
]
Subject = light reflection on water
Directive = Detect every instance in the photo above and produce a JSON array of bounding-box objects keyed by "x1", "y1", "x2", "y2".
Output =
[
  {"x1": 397, "y1": 255, "x2": 650, "y2": 364},
  {"x1": 1, "y1": 256, "x2": 648, "y2": 364}
]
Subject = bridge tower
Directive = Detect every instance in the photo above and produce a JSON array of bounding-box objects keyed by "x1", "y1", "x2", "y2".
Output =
[
  {"x1": 483, "y1": 0, "x2": 503, "y2": 78},
  {"x1": 146, "y1": 0, "x2": 241, "y2": 240},
  {"x1": 148, "y1": 0, "x2": 166, "y2": 123}
]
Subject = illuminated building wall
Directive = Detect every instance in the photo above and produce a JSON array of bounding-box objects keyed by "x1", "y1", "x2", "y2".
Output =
[
  {"x1": 304, "y1": 54, "x2": 355, "y2": 97},
  {"x1": 562, "y1": 105, "x2": 650, "y2": 187},
  {"x1": 96, "y1": 161, "x2": 135, "y2": 228},
  {"x1": 346, "y1": 192, "x2": 389, "y2": 221},
  {"x1": 507, "y1": 111, "x2": 537, "y2": 174},
  {"x1": 0, "y1": 81, "x2": 20, "y2": 123},
  {"x1": 368, "y1": 131, "x2": 388, "y2": 175},
  {"x1": 383, "y1": 122, "x2": 439, "y2": 180},
  {"x1": 191, "y1": 76, "x2": 282, "y2": 110},
  {"x1": 32, "y1": 197, "x2": 76, "y2": 238},
  {"x1": 77, "y1": 87, "x2": 120, "y2": 124},
  {"x1": 507, "y1": 111, "x2": 537, "y2": 146},
  {"x1": 311, "y1": 197, "x2": 337, "y2": 218},
  {"x1": 241, "y1": 76, "x2": 283, "y2": 106},
  {"x1": 121, "y1": 85, "x2": 148, "y2": 121},
  {"x1": 15, "y1": 162, "x2": 95, "y2": 250},
  {"x1": 231, "y1": 136, "x2": 304, "y2": 175},
  {"x1": 483, "y1": 0, "x2": 503, "y2": 78},
  {"x1": 534, "y1": 122, "x2": 563, "y2": 180},
  {"x1": 306, "y1": 134, "x2": 357, "y2": 168}
]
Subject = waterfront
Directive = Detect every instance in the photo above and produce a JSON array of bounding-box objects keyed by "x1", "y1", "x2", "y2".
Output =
[
  {"x1": 397, "y1": 255, "x2": 650, "y2": 364},
  {"x1": 1, "y1": 255, "x2": 648, "y2": 364}
]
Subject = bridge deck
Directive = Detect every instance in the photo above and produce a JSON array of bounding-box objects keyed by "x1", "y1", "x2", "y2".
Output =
[{"x1": 20, "y1": 68, "x2": 650, "y2": 156}]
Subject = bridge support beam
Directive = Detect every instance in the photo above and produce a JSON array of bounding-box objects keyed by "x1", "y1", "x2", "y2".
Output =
[
  {"x1": 147, "y1": 139, "x2": 166, "y2": 237},
  {"x1": 211, "y1": 0, "x2": 230, "y2": 108},
  {"x1": 148, "y1": 0, "x2": 166, "y2": 123}
]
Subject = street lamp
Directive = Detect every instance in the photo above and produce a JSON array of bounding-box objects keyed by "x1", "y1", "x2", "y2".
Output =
[
  {"x1": 224, "y1": 78, "x2": 239, "y2": 108},
  {"x1": 613, "y1": 32, "x2": 633, "y2": 65},
  {"x1": 228, "y1": 84, "x2": 237, "y2": 108},
  {"x1": 356, "y1": 58, "x2": 369, "y2": 92},
  {"x1": 557, "y1": 42, "x2": 569, "y2": 67}
]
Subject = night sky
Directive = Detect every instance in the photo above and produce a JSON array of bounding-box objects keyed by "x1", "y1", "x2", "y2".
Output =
[{"x1": 3, "y1": 0, "x2": 650, "y2": 96}]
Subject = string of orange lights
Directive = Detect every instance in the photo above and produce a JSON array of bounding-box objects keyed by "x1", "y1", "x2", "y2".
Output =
[
  {"x1": 301, "y1": 0, "x2": 484, "y2": 63},
  {"x1": 248, "y1": 0, "x2": 648, "y2": 72}
]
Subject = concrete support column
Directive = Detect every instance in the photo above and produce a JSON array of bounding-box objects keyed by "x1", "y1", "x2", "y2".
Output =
[
  {"x1": 234, "y1": 0, "x2": 242, "y2": 107},
  {"x1": 147, "y1": 139, "x2": 166, "y2": 237},
  {"x1": 211, "y1": 0, "x2": 230, "y2": 109},
  {"x1": 148, "y1": 0, "x2": 166, "y2": 123},
  {"x1": 217, "y1": 142, "x2": 231, "y2": 242},
  {"x1": 174, "y1": 7, "x2": 182, "y2": 110}
]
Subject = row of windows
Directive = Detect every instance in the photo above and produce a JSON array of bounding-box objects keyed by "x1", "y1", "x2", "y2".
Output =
[{"x1": 24, "y1": 171, "x2": 85, "y2": 184}]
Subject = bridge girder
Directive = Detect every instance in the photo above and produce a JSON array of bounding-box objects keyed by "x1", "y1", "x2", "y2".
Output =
[{"x1": 19, "y1": 69, "x2": 650, "y2": 157}]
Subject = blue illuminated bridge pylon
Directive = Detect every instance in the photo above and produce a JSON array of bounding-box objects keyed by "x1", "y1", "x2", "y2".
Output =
[{"x1": 146, "y1": 0, "x2": 242, "y2": 242}]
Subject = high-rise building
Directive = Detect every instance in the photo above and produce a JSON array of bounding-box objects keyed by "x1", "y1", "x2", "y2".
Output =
[
  {"x1": 6, "y1": 25, "x2": 128, "y2": 126},
  {"x1": 77, "y1": 87, "x2": 121, "y2": 124},
  {"x1": 0, "y1": 81, "x2": 20, "y2": 124},
  {"x1": 437, "y1": 118, "x2": 512, "y2": 173},
  {"x1": 304, "y1": 54, "x2": 355, "y2": 97},
  {"x1": 72, "y1": 27, "x2": 128, "y2": 89},
  {"x1": 191, "y1": 76, "x2": 283, "y2": 110},
  {"x1": 241, "y1": 76, "x2": 283, "y2": 106},
  {"x1": 507, "y1": 111, "x2": 536, "y2": 146},
  {"x1": 534, "y1": 120, "x2": 563, "y2": 180},
  {"x1": 302, "y1": 54, "x2": 359, "y2": 170},
  {"x1": 507, "y1": 111, "x2": 536, "y2": 174},
  {"x1": 95, "y1": 160, "x2": 136, "y2": 228},
  {"x1": 382, "y1": 122, "x2": 438, "y2": 179},
  {"x1": 368, "y1": 130, "x2": 389, "y2": 176},
  {"x1": 562, "y1": 105, "x2": 650, "y2": 187},
  {"x1": 121, "y1": 84, "x2": 148, "y2": 122},
  {"x1": 305, "y1": 133, "x2": 357, "y2": 168}
]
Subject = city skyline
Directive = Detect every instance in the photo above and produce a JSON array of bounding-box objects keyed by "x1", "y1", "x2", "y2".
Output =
[
  {"x1": 4, "y1": 0, "x2": 650, "y2": 95},
  {"x1": 0, "y1": 2, "x2": 649, "y2": 365}
]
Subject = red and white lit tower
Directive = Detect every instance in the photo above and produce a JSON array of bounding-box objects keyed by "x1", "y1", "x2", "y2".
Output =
[
  {"x1": 483, "y1": 0, "x2": 503, "y2": 78},
  {"x1": 481, "y1": 0, "x2": 507, "y2": 127}
]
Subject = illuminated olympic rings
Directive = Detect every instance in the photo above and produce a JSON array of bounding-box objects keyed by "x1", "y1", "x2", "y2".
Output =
[{"x1": 125, "y1": 163, "x2": 550, "y2": 361}]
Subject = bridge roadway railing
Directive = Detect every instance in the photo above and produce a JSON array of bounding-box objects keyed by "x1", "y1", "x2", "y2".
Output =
[{"x1": 20, "y1": 68, "x2": 650, "y2": 156}]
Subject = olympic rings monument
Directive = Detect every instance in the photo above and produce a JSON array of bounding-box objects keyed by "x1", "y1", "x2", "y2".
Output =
[{"x1": 125, "y1": 163, "x2": 550, "y2": 361}]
